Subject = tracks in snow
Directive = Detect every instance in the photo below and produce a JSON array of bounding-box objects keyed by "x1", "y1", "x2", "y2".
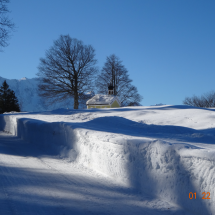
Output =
[{"x1": 0, "y1": 131, "x2": 192, "y2": 215}]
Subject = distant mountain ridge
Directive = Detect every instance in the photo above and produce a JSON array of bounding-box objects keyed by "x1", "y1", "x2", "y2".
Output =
[{"x1": 0, "y1": 77, "x2": 87, "y2": 112}]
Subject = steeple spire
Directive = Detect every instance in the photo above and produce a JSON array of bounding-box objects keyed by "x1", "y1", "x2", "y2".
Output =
[{"x1": 108, "y1": 83, "x2": 114, "y2": 95}]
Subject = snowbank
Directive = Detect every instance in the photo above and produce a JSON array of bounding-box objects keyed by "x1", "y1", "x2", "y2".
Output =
[{"x1": 0, "y1": 106, "x2": 215, "y2": 215}]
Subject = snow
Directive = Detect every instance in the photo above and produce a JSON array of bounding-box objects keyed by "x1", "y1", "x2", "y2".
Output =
[
  {"x1": 19, "y1": 77, "x2": 27, "y2": 81},
  {"x1": 0, "y1": 105, "x2": 215, "y2": 214},
  {"x1": 86, "y1": 94, "x2": 121, "y2": 105}
]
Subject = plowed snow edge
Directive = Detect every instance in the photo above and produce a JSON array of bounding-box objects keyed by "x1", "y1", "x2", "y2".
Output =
[{"x1": 0, "y1": 114, "x2": 214, "y2": 215}]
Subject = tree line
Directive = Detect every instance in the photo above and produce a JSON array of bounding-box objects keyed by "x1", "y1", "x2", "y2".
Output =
[
  {"x1": 37, "y1": 35, "x2": 143, "y2": 109},
  {"x1": 183, "y1": 91, "x2": 215, "y2": 108}
]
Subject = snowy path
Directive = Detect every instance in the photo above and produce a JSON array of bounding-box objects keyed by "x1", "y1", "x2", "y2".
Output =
[{"x1": 0, "y1": 131, "x2": 192, "y2": 215}]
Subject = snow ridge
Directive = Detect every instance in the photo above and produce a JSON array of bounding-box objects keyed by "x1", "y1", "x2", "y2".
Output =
[{"x1": 1, "y1": 106, "x2": 215, "y2": 214}]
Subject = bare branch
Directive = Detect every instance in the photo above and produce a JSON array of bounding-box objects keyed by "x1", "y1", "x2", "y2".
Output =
[
  {"x1": 96, "y1": 54, "x2": 143, "y2": 106},
  {"x1": 0, "y1": 0, "x2": 15, "y2": 50},
  {"x1": 183, "y1": 91, "x2": 215, "y2": 108},
  {"x1": 37, "y1": 35, "x2": 97, "y2": 109}
]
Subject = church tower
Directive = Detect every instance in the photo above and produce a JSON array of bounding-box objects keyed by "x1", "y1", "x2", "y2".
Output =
[{"x1": 108, "y1": 84, "x2": 114, "y2": 95}]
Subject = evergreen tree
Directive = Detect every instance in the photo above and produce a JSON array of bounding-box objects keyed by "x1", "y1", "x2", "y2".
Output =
[{"x1": 0, "y1": 80, "x2": 20, "y2": 113}]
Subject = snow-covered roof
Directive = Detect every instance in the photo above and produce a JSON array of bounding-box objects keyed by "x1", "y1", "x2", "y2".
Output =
[{"x1": 86, "y1": 94, "x2": 121, "y2": 105}]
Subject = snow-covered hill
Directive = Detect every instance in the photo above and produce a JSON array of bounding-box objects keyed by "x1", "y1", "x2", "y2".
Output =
[
  {"x1": 1, "y1": 105, "x2": 215, "y2": 214},
  {"x1": 0, "y1": 76, "x2": 87, "y2": 112}
]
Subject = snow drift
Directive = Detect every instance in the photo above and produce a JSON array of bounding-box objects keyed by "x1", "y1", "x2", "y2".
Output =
[{"x1": 0, "y1": 105, "x2": 215, "y2": 215}]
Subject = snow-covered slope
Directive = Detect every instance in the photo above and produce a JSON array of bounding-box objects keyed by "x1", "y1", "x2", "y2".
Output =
[
  {"x1": 1, "y1": 105, "x2": 215, "y2": 214},
  {"x1": 0, "y1": 131, "x2": 190, "y2": 215},
  {"x1": 0, "y1": 76, "x2": 87, "y2": 111}
]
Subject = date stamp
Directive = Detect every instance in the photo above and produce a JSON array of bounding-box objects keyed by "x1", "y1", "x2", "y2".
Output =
[{"x1": 189, "y1": 192, "x2": 210, "y2": 199}]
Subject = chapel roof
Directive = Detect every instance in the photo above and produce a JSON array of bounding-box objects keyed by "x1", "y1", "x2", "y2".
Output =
[{"x1": 86, "y1": 94, "x2": 121, "y2": 105}]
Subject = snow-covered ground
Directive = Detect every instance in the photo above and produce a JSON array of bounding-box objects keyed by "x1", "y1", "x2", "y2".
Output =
[{"x1": 0, "y1": 105, "x2": 215, "y2": 214}]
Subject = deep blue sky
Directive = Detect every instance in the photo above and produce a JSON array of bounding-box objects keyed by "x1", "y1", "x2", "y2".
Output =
[{"x1": 1, "y1": 0, "x2": 215, "y2": 106}]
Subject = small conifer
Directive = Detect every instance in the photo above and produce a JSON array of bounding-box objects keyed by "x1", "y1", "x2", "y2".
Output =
[{"x1": 0, "y1": 80, "x2": 20, "y2": 113}]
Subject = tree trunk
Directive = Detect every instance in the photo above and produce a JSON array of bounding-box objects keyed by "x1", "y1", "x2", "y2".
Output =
[
  {"x1": 74, "y1": 91, "x2": 79, "y2": 109},
  {"x1": 114, "y1": 71, "x2": 116, "y2": 95},
  {"x1": 112, "y1": 67, "x2": 114, "y2": 92},
  {"x1": 74, "y1": 76, "x2": 79, "y2": 109}
]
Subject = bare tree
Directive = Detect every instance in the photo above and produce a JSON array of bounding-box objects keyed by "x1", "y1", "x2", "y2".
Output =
[
  {"x1": 183, "y1": 91, "x2": 215, "y2": 108},
  {"x1": 0, "y1": 0, "x2": 14, "y2": 49},
  {"x1": 96, "y1": 54, "x2": 143, "y2": 106},
  {"x1": 37, "y1": 35, "x2": 97, "y2": 109}
]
